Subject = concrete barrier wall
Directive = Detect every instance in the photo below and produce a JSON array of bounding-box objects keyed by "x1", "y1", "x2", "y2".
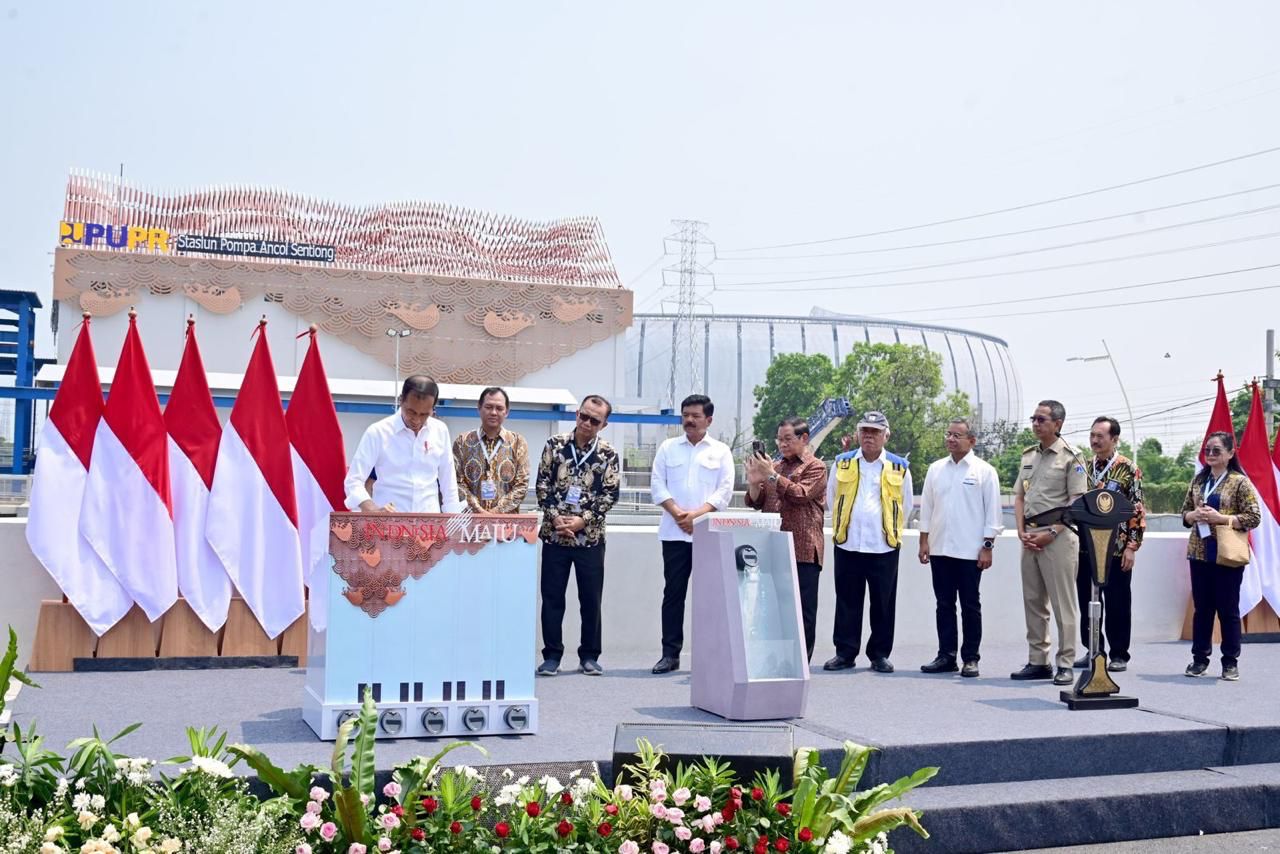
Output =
[{"x1": 0, "y1": 519, "x2": 1193, "y2": 667}]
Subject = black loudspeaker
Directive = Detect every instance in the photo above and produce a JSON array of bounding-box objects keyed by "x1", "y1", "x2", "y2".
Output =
[{"x1": 611, "y1": 722, "x2": 794, "y2": 787}]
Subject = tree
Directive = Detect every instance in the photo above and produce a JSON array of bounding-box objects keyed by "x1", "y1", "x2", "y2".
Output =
[
  {"x1": 981, "y1": 421, "x2": 1036, "y2": 489},
  {"x1": 827, "y1": 343, "x2": 972, "y2": 483},
  {"x1": 751, "y1": 353, "x2": 835, "y2": 453}
]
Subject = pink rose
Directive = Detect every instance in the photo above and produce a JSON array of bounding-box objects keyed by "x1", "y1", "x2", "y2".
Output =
[
  {"x1": 695, "y1": 795, "x2": 712, "y2": 812},
  {"x1": 380, "y1": 813, "x2": 400, "y2": 830},
  {"x1": 382, "y1": 781, "x2": 401, "y2": 799},
  {"x1": 690, "y1": 840, "x2": 706, "y2": 853},
  {"x1": 348, "y1": 845, "x2": 367, "y2": 854},
  {"x1": 650, "y1": 803, "x2": 668, "y2": 819},
  {"x1": 296, "y1": 845, "x2": 313, "y2": 854},
  {"x1": 378, "y1": 839, "x2": 392, "y2": 853},
  {"x1": 309, "y1": 786, "x2": 328, "y2": 802},
  {"x1": 652, "y1": 842, "x2": 670, "y2": 854},
  {"x1": 617, "y1": 785, "x2": 634, "y2": 802},
  {"x1": 673, "y1": 787, "x2": 691, "y2": 806},
  {"x1": 666, "y1": 807, "x2": 684, "y2": 824},
  {"x1": 710, "y1": 843, "x2": 723, "y2": 854},
  {"x1": 618, "y1": 843, "x2": 640, "y2": 854},
  {"x1": 299, "y1": 813, "x2": 320, "y2": 831},
  {"x1": 305, "y1": 801, "x2": 322, "y2": 815},
  {"x1": 675, "y1": 826, "x2": 693, "y2": 841},
  {"x1": 319, "y1": 822, "x2": 337, "y2": 842}
]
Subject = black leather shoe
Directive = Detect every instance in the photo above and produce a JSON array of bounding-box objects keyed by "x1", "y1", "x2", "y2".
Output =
[
  {"x1": 1010, "y1": 663, "x2": 1053, "y2": 680},
  {"x1": 870, "y1": 658, "x2": 894, "y2": 673},
  {"x1": 920, "y1": 656, "x2": 958, "y2": 674},
  {"x1": 1072, "y1": 656, "x2": 1090, "y2": 669},
  {"x1": 822, "y1": 655, "x2": 856, "y2": 671},
  {"x1": 1053, "y1": 667, "x2": 1074, "y2": 685},
  {"x1": 580, "y1": 659, "x2": 604, "y2": 676},
  {"x1": 651, "y1": 657, "x2": 680, "y2": 675},
  {"x1": 960, "y1": 661, "x2": 979, "y2": 678},
  {"x1": 1107, "y1": 659, "x2": 1128, "y2": 673},
  {"x1": 1185, "y1": 661, "x2": 1209, "y2": 677}
]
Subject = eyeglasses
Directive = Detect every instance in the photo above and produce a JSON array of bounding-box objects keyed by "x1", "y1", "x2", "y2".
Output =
[
  {"x1": 944, "y1": 431, "x2": 968, "y2": 440},
  {"x1": 577, "y1": 412, "x2": 603, "y2": 427},
  {"x1": 1204, "y1": 446, "x2": 1225, "y2": 456},
  {"x1": 1029, "y1": 415, "x2": 1051, "y2": 424}
]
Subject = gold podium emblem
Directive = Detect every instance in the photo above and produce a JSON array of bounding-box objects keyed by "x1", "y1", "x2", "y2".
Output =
[{"x1": 1096, "y1": 491, "x2": 1114, "y2": 514}]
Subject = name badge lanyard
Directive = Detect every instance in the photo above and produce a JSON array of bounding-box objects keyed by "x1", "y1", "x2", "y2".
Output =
[
  {"x1": 480, "y1": 436, "x2": 504, "y2": 500},
  {"x1": 1091, "y1": 456, "x2": 1117, "y2": 489},
  {"x1": 480, "y1": 436, "x2": 505, "y2": 478},
  {"x1": 1196, "y1": 470, "x2": 1230, "y2": 538},
  {"x1": 565, "y1": 438, "x2": 597, "y2": 508}
]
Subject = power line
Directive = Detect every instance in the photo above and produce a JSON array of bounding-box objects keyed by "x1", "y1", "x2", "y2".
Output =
[
  {"x1": 722, "y1": 143, "x2": 1280, "y2": 252},
  {"x1": 713, "y1": 223, "x2": 1280, "y2": 292},
  {"x1": 714, "y1": 183, "x2": 1280, "y2": 263},
  {"x1": 904, "y1": 281, "x2": 1280, "y2": 323},
  {"x1": 1062, "y1": 396, "x2": 1215, "y2": 436},
  {"x1": 885, "y1": 262, "x2": 1280, "y2": 317}
]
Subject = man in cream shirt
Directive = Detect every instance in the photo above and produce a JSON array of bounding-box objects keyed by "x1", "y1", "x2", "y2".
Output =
[
  {"x1": 344, "y1": 375, "x2": 464, "y2": 514},
  {"x1": 649, "y1": 393, "x2": 736, "y2": 674}
]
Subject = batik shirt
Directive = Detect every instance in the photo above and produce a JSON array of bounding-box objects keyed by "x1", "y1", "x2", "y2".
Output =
[
  {"x1": 453, "y1": 428, "x2": 530, "y2": 513},
  {"x1": 535, "y1": 432, "x2": 621, "y2": 547},
  {"x1": 1086, "y1": 452, "x2": 1145, "y2": 557}
]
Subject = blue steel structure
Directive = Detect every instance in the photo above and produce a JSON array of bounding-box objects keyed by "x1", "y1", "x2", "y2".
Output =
[{"x1": 0, "y1": 291, "x2": 52, "y2": 474}]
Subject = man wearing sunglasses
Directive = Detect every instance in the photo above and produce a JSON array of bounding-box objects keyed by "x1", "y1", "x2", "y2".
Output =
[
  {"x1": 534, "y1": 395, "x2": 621, "y2": 677},
  {"x1": 1012, "y1": 400, "x2": 1088, "y2": 686},
  {"x1": 650, "y1": 394, "x2": 736, "y2": 675}
]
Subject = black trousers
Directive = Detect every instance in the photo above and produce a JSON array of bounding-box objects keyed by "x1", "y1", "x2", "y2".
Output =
[
  {"x1": 660, "y1": 540, "x2": 694, "y2": 658},
  {"x1": 796, "y1": 561, "x2": 821, "y2": 662},
  {"x1": 540, "y1": 541, "x2": 605, "y2": 663},
  {"x1": 929, "y1": 555, "x2": 983, "y2": 663},
  {"x1": 1189, "y1": 558, "x2": 1244, "y2": 667},
  {"x1": 832, "y1": 547, "x2": 899, "y2": 661},
  {"x1": 1075, "y1": 553, "x2": 1133, "y2": 661}
]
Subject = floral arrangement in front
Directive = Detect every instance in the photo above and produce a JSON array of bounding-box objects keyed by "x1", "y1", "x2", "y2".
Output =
[{"x1": 1, "y1": 660, "x2": 937, "y2": 854}]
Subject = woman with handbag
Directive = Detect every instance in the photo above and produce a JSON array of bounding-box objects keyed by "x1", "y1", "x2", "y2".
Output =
[{"x1": 1179, "y1": 431, "x2": 1261, "y2": 680}]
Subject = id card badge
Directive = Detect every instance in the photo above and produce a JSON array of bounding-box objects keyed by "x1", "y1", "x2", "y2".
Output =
[
  {"x1": 480, "y1": 480, "x2": 497, "y2": 501},
  {"x1": 565, "y1": 484, "x2": 583, "y2": 508},
  {"x1": 1197, "y1": 522, "x2": 1212, "y2": 539}
]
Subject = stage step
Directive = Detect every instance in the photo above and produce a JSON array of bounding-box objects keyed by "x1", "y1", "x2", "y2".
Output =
[
  {"x1": 842, "y1": 720, "x2": 1280, "y2": 789},
  {"x1": 894, "y1": 763, "x2": 1280, "y2": 854}
]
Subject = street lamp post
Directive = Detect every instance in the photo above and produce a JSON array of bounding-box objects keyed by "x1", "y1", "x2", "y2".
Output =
[
  {"x1": 1066, "y1": 338, "x2": 1138, "y2": 457},
  {"x1": 385, "y1": 328, "x2": 412, "y2": 403}
]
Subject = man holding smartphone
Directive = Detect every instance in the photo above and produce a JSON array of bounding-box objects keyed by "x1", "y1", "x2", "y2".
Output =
[{"x1": 745, "y1": 417, "x2": 827, "y2": 662}]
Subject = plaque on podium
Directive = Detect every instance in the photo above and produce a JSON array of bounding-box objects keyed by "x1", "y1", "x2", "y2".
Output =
[
  {"x1": 691, "y1": 512, "x2": 810, "y2": 720},
  {"x1": 303, "y1": 512, "x2": 540, "y2": 739}
]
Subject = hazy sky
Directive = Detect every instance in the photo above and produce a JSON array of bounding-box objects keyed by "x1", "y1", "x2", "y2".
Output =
[{"x1": 3, "y1": 2, "x2": 1278, "y2": 452}]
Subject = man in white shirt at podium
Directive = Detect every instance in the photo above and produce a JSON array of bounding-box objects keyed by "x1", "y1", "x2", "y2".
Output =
[{"x1": 344, "y1": 376, "x2": 464, "y2": 514}]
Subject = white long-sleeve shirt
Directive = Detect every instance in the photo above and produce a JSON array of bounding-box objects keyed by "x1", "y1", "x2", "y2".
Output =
[
  {"x1": 650, "y1": 433, "x2": 736, "y2": 543},
  {"x1": 825, "y1": 452, "x2": 914, "y2": 554},
  {"x1": 344, "y1": 412, "x2": 463, "y2": 514},
  {"x1": 918, "y1": 450, "x2": 1004, "y2": 560}
]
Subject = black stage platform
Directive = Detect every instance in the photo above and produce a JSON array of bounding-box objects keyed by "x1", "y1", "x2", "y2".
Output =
[{"x1": 13, "y1": 640, "x2": 1280, "y2": 853}]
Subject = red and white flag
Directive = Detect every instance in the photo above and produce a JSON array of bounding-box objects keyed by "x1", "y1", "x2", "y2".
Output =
[
  {"x1": 81, "y1": 313, "x2": 178, "y2": 621},
  {"x1": 1237, "y1": 382, "x2": 1280, "y2": 615},
  {"x1": 285, "y1": 327, "x2": 346, "y2": 630},
  {"x1": 165, "y1": 319, "x2": 233, "y2": 631},
  {"x1": 1198, "y1": 372, "x2": 1236, "y2": 469},
  {"x1": 205, "y1": 320, "x2": 304, "y2": 639},
  {"x1": 25, "y1": 316, "x2": 134, "y2": 635}
]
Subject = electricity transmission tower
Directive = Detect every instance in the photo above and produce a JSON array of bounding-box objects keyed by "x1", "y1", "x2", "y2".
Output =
[{"x1": 661, "y1": 220, "x2": 716, "y2": 408}]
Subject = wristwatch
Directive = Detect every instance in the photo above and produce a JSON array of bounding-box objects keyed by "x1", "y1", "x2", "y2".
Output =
[
  {"x1": 982, "y1": 538, "x2": 994, "y2": 550},
  {"x1": 767, "y1": 474, "x2": 779, "y2": 483}
]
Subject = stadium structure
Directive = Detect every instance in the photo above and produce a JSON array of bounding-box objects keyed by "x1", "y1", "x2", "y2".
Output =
[{"x1": 624, "y1": 308, "x2": 1022, "y2": 444}]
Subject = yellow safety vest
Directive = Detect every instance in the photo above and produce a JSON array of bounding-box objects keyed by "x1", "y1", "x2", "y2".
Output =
[{"x1": 831, "y1": 451, "x2": 908, "y2": 549}]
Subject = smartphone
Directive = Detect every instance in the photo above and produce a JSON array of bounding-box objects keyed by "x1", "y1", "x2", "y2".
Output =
[{"x1": 751, "y1": 439, "x2": 767, "y2": 457}]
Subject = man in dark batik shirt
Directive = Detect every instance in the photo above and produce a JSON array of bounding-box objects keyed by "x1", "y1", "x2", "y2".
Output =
[
  {"x1": 534, "y1": 394, "x2": 621, "y2": 678},
  {"x1": 1075, "y1": 416, "x2": 1146, "y2": 672}
]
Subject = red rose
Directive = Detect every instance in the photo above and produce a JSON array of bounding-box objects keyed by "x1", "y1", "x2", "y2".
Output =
[
  {"x1": 725, "y1": 837, "x2": 740, "y2": 850},
  {"x1": 798, "y1": 828, "x2": 813, "y2": 843},
  {"x1": 604, "y1": 804, "x2": 619, "y2": 816},
  {"x1": 421, "y1": 797, "x2": 438, "y2": 814},
  {"x1": 561, "y1": 791, "x2": 573, "y2": 805},
  {"x1": 598, "y1": 821, "x2": 613, "y2": 837},
  {"x1": 776, "y1": 803, "x2": 791, "y2": 817},
  {"x1": 751, "y1": 787, "x2": 765, "y2": 802},
  {"x1": 721, "y1": 804, "x2": 737, "y2": 822},
  {"x1": 449, "y1": 821, "x2": 462, "y2": 835},
  {"x1": 774, "y1": 839, "x2": 790, "y2": 852},
  {"x1": 557, "y1": 819, "x2": 573, "y2": 838},
  {"x1": 496, "y1": 822, "x2": 511, "y2": 838},
  {"x1": 526, "y1": 801, "x2": 541, "y2": 817},
  {"x1": 755, "y1": 842, "x2": 768, "y2": 854},
  {"x1": 411, "y1": 828, "x2": 425, "y2": 842},
  {"x1": 471, "y1": 796, "x2": 483, "y2": 811},
  {"x1": 730, "y1": 787, "x2": 742, "y2": 799}
]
